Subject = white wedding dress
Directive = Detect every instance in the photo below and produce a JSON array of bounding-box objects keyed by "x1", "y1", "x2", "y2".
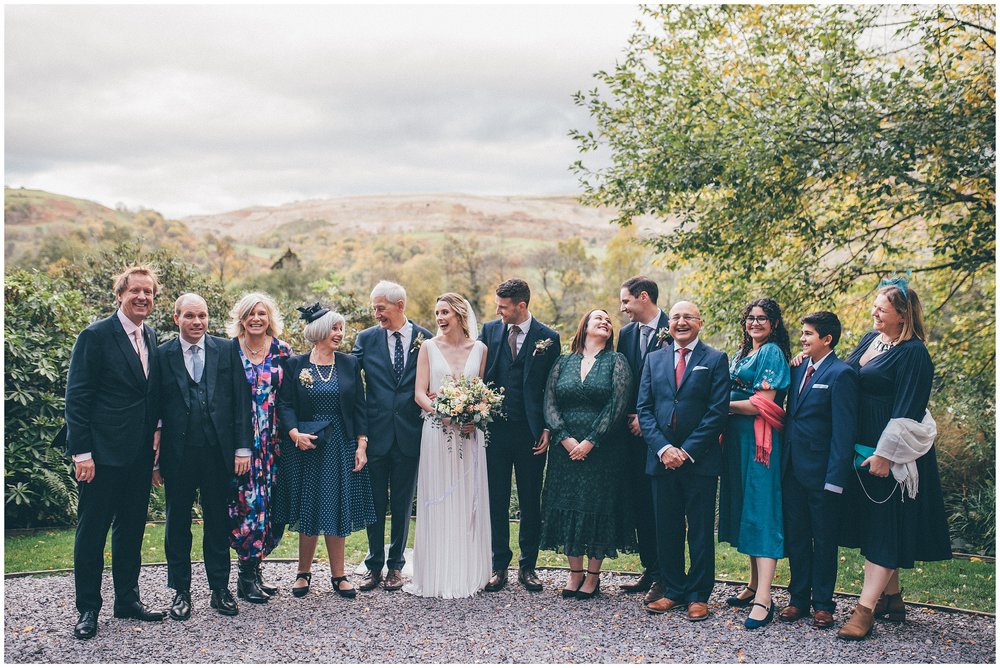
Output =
[{"x1": 404, "y1": 339, "x2": 491, "y2": 598}]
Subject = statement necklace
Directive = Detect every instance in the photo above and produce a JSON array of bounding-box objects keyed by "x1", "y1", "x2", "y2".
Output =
[
  {"x1": 872, "y1": 335, "x2": 896, "y2": 353},
  {"x1": 242, "y1": 336, "x2": 270, "y2": 362},
  {"x1": 311, "y1": 354, "x2": 335, "y2": 383}
]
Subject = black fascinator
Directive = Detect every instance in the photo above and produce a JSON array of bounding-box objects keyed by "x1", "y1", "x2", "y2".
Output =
[{"x1": 297, "y1": 302, "x2": 329, "y2": 323}]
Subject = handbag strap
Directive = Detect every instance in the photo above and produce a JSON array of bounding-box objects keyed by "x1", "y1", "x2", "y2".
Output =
[{"x1": 854, "y1": 466, "x2": 900, "y2": 504}]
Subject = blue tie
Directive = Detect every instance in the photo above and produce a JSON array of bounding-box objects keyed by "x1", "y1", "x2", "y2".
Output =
[
  {"x1": 393, "y1": 332, "x2": 404, "y2": 381},
  {"x1": 191, "y1": 345, "x2": 203, "y2": 383}
]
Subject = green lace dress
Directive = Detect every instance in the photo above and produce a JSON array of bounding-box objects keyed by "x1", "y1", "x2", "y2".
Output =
[{"x1": 539, "y1": 351, "x2": 635, "y2": 559}]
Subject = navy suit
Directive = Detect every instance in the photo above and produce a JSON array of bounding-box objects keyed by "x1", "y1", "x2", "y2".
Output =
[
  {"x1": 782, "y1": 352, "x2": 858, "y2": 612},
  {"x1": 65, "y1": 313, "x2": 160, "y2": 614},
  {"x1": 637, "y1": 340, "x2": 729, "y2": 603},
  {"x1": 479, "y1": 317, "x2": 560, "y2": 571},
  {"x1": 617, "y1": 312, "x2": 670, "y2": 576},
  {"x1": 352, "y1": 321, "x2": 432, "y2": 573},
  {"x1": 158, "y1": 335, "x2": 251, "y2": 592}
]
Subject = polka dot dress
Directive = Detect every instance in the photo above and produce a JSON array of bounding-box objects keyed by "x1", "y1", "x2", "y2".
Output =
[{"x1": 280, "y1": 363, "x2": 377, "y2": 537}]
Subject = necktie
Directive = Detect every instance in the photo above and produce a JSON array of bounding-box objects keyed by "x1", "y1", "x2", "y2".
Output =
[
  {"x1": 191, "y1": 345, "x2": 203, "y2": 383},
  {"x1": 133, "y1": 328, "x2": 148, "y2": 377},
  {"x1": 640, "y1": 325, "x2": 654, "y2": 358},
  {"x1": 508, "y1": 325, "x2": 521, "y2": 359},
  {"x1": 393, "y1": 332, "x2": 404, "y2": 380},
  {"x1": 675, "y1": 347, "x2": 689, "y2": 388},
  {"x1": 799, "y1": 365, "x2": 815, "y2": 396}
]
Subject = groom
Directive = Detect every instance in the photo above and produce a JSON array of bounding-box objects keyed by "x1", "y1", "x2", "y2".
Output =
[
  {"x1": 352, "y1": 280, "x2": 433, "y2": 591},
  {"x1": 479, "y1": 278, "x2": 560, "y2": 592}
]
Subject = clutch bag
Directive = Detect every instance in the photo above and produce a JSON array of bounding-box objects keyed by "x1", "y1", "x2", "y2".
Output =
[{"x1": 853, "y1": 443, "x2": 876, "y2": 470}]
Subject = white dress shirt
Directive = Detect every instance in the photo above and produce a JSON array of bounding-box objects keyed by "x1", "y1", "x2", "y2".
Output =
[
  {"x1": 657, "y1": 337, "x2": 701, "y2": 462},
  {"x1": 508, "y1": 313, "x2": 533, "y2": 356},
  {"x1": 386, "y1": 320, "x2": 415, "y2": 366}
]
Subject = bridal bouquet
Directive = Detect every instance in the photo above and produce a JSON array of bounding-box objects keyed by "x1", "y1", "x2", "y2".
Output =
[{"x1": 430, "y1": 375, "x2": 505, "y2": 454}]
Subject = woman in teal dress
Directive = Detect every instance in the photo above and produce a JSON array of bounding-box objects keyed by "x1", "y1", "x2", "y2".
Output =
[
  {"x1": 718, "y1": 298, "x2": 791, "y2": 629},
  {"x1": 541, "y1": 309, "x2": 633, "y2": 600}
]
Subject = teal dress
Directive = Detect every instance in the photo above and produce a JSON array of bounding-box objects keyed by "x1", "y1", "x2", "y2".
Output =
[{"x1": 717, "y1": 342, "x2": 790, "y2": 559}]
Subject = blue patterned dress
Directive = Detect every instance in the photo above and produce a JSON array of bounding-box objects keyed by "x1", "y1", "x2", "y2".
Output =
[
  {"x1": 717, "y1": 342, "x2": 790, "y2": 559},
  {"x1": 229, "y1": 337, "x2": 291, "y2": 560}
]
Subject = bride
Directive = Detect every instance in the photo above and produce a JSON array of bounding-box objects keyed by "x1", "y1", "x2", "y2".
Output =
[{"x1": 404, "y1": 292, "x2": 491, "y2": 598}]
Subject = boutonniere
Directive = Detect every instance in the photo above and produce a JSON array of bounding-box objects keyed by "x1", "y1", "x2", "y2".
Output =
[
  {"x1": 656, "y1": 327, "x2": 672, "y2": 346},
  {"x1": 411, "y1": 333, "x2": 425, "y2": 353},
  {"x1": 299, "y1": 368, "x2": 314, "y2": 388},
  {"x1": 533, "y1": 338, "x2": 555, "y2": 356}
]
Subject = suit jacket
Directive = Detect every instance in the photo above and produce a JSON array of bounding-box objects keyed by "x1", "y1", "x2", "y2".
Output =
[
  {"x1": 350, "y1": 322, "x2": 432, "y2": 458},
  {"x1": 637, "y1": 340, "x2": 730, "y2": 477},
  {"x1": 479, "y1": 317, "x2": 561, "y2": 440},
  {"x1": 64, "y1": 313, "x2": 160, "y2": 468},
  {"x1": 617, "y1": 310, "x2": 671, "y2": 412},
  {"x1": 782, "y1": 352, "x2": 859, "y2": 491},
  {"x1": 156, "y1": 335, "x2": 252, "y2": 481},
  {"x1": 277, "y1": 352, "x2": 367, "y2": 444}
]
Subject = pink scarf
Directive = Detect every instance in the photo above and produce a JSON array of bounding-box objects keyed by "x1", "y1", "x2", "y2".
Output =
[{"x1": 748, "y1": 392, "x2": 785, "y2": 467}]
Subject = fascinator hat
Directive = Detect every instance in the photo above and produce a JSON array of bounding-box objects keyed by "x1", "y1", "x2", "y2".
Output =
[{"x1": 297, "y1": 302, "x2": 330, "y2": 323}]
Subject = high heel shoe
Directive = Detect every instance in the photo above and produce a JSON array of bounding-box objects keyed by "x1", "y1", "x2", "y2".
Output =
[
  {"x1": 561, "y1": 569, "x2": 585, "y2": 599},
  {"x1": 874, "y1": 589, "x2": 906, "y2": 622},
  {"x1": 744, "y1": 601, "x2": 775, "y2": 630},
  {"x1": 726, "y1": 586, "x2": 756, "y2": 608},
  {"x1": 291, "y1": 572, "x2": 312, "y2": 598},
  {"x1": 575, "y1": 570, "x2": 601, "y2": 600},
  {"x1": 331, "y1": 575, "x2": 357, "y2": 599}
]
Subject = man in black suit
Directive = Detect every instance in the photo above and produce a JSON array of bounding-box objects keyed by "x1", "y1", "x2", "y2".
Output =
[
  {"x1": 616, "y1": 276, "x2": 671, "y2": 603},
  {"x1": 156, "y1": 293, "x2": 251, "y2": 620},
  {"x1": 779, "y1": 311, "x2": 858, "y2": 629},
  {"x1": 638, "y1": 300, "x2": 730, "y2": 621},
  {"x1": 479, "y1": 278, "x2": 560, "y2": 592},
  {"x1": 352, "y1": 280, "x2": 433, "y2": 591},
  {"x1": 65, "y1": 265, "x2": 166, "y2": 639}
]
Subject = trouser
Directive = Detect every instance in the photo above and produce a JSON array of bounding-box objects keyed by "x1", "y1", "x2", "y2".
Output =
[
  {"x1": 364, "y1": 439, "x2": 419, "y2": 572},
  {"x1": 783, "y1": 474, "x2": 842, "y2": 612},
  {"x1": 624, "y1": 431, "x2": 659, "y2": 574},
  {"x1": 74, "y1": 449, "x2": 153, "y2": 613},
  {"x1": 651, "y1": 470, "x2": 717, "y2": 603},
  {"x1": 486, "y1": 419, "x2": 545, "y2": 571}
]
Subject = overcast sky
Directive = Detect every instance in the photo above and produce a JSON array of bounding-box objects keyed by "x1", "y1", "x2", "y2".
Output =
[{"x1": 5, "y1": 4, "x2": 640, "y2": 217}]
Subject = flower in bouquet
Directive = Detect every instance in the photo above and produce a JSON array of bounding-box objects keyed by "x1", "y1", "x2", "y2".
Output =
[{"x1": 430, "y1": 374, "x2": 505, "y2": 457}]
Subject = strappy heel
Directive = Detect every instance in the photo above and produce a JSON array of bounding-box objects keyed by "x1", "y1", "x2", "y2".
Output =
[
  {"x1": 726, "y1": 586, "x2": 756, "y2": 608},
  {"x1": 331, "y1": 575, "x2": 357, "y2": 599},
  {"x1": 291, "y1": 572, "x2": 312, "y2": 598},
  {"x1": 575, "y1": 570, "x2": 602, "y2": 600},
  {"x1": 561, "y1": 569, "x2": 585, "y2": 599},
  {"x1": 744, "y1": 601, "x2": 775, "y2": 630}
]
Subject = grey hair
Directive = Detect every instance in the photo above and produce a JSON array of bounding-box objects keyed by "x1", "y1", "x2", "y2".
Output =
[
  {"x1": 303, "y1": 310, "x2": 347, "y2": 344},
  {"x1": 226, "y1": 292, "x2": 284, "y2": 338},
  {"x1": 370, "y1": 280, "x2": 406, "y2": 306}
]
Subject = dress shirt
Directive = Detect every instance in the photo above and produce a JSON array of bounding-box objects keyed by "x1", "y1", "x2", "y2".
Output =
[
  {"x1": 638, "y1": 311, "x2": 663, "y2": 356},
  {"x1": 507, "y1": 314, "x2": 533, "y2": 356},
  {"x1": 386, "y1": 320, "x2": 415, "y2": 367},
  {"x1": 798, "y1": 350, "x2": 840, "y2": 494},
  {"x1": 657, "y1": 337, "x2": 701, "y2": 462}
]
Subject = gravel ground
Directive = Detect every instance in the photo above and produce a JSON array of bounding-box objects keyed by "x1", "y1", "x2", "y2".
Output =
[{"x1": 5, "y1": 564, "x2": 995, "y2": 664}]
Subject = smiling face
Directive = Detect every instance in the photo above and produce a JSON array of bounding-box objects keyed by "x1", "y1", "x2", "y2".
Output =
[
  {"x1": 586, "y1": 310, "x2": 613, "y2": 342},
  {"x1": 495, "y1": 296, "x2": 528, "y2": 325},
  {"x1": 242, "y1": 302, "x2": 271, "y2": 338},
  {"x1": 372, "y1": 295, "x2": 406, "y2": 331},
  {"x1": 745, "y1": 306, "x2": 773, "y2": 346},
  {"x1": 117, "y1": 274, "x2": 156, "y2": 326},
  {"x1": 799, "y1": 323, "x2": 832, "y2": 361},
  {"x1": 174, "y1": 295, "x2": 208, "y2": 344},
  {"x1": 619, "y1": 288, "x2": 644, "y2": 323},
  {"x1": 668, "y1": 301, "x2": 702, "y2": 347},
  {"x1": 435, "y1": 300, "x2": 460, "y2": 335},
  {"x1": 871, "y1": 293, "x2": 905, "y2": 337},
  {"x1": 315, "y1": 319, "x2": 344, "y2": 354}
]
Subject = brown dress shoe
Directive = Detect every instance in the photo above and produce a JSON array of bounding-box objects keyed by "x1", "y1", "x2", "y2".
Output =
[
  {"x1": 643, "y1": 581, "x2": 664, "y2": 605},
  {"x1": 518, "y1": 568, "x2": 543, "y2": 592},
  {"x1": 619, "y1": 571, "x2": 654, "y2": 593},
  {"x1": 484, "y1": 570, "x2": 508, "y2": 592},
  {"x1": 686, "y1": 601, "x2": 709, "y2": 621},
  {"x1": 813, "y1": 610, "x2": 835, "y2": 629},
  {"x1": 644, "y1": 597, "x2": 683, "y2": 615},
  {"x1": 779, "y1": 605, "x2": 807, "y2": 622},
  {"x1": 358, "y1": 570, "x2": 382, "y2": 592},
  {"x1": 382, "y1": 569, "x2": 404, "y2": 591},
  {"x1": 836, "y1": 604, "x2": 874, "y2": 640}
]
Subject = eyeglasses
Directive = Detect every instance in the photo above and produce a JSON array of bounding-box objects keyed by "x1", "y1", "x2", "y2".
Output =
[
  {"x1": 669, "y1": 314, "x2": 702, "y2": 323},
  {"x1": 746, "y1": 315, "x2": 771, "y2": 324}
]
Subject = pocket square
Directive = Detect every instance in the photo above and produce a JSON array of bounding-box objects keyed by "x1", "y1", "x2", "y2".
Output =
[
  {"x1": 812, "y1": 384, "x2": 829, "y2": 389},
  {"x1": 692, "y1": 365, "x2": 709, "y2": 371}
]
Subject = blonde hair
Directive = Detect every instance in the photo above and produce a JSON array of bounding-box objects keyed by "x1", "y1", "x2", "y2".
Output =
[
  {"x1": 112, "y1": 264, "x2": 161, "y2": 299},
  {"x1": 226, "y1": 292, "x2": 284, "y2": 338},
  {"x1": 436, "y1": 292, "x2": 471, "y2": 338},
  {"x1": 878, "y1": 285, "x2": 927, "y2": 342}
]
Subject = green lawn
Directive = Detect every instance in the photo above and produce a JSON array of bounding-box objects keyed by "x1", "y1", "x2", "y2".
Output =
[{"x1": 6, "y1": 522, "x2": 993, "y2": 612}]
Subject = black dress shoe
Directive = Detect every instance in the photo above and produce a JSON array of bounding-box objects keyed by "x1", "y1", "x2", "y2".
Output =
[
  {"x1": 210, "y1": 588, "x2": 239, "y2": 616},
  {"x1": 484, "y1": 569, "x2": 508, "y2": 592},
  {"x1": 620, "y1": 570, "x2": 654, "y2": 593},
  {"x1": 169, "y1": 591, "x2": 191, "y2": 621},
  {"x1": 113, "y1": 600, "x2": 166, "y2": 622},
  {"x1": 518, "y1": 567, "x2": 543, "y2": 592},
  {"x1": 74, "y1": 610, "x2": 98, "y2": 640}
]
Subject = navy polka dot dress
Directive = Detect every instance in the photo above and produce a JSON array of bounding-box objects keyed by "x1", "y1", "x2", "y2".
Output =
[{"x1": 280, "y1": 364, "x2": 376, "y2": 536}]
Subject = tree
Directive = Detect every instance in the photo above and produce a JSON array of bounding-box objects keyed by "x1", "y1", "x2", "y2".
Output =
[{"x1": 529, "y1": 238, "x2": 598, "y2": 332}]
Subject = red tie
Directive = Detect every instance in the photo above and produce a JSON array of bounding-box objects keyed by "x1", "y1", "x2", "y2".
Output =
[
  {"x1": 675, "y1": 347, "x2": 689, "y2": 388},
  {"x1": 799, "y1": 365, "x2": 815, "y2": 396}
]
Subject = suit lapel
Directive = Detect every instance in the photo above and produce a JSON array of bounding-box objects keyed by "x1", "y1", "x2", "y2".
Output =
[
  {"x1": 521, "y1": 320, "x2": 542, "y2": 380},
  {"x1": 378, "y1": 328, "x2": 396, "y2": 385},
  {"x1": 168, "y1": 340, "x2": 191, "y2": 408},
  {"x1": 677, "y1": 341, "x2": 706, "y2": 393},
  {"x1": 337, "y1": 353, "x2": 352, "y2": 419},
  {"x1": 788, "y1": 363, "x2": 805, "y2": 415},
  {"x1": 665, "y1": 342, "x2": 678, "y2": 393},
  {"x1": 797, "y1": 353, "x2": 835, "y2": 407},
  {"x1": 205, "y1": 336, "x2": 218, "y2": 404},
  {"x1": 400, "y1": 321, "x2": 422, "y2": 381},
  {"x1": 113, "y1": 320, "x2": 146, "y2": 386},
  {"x1": 646, "y1": 310, "x2": 670, "y2": 356}
]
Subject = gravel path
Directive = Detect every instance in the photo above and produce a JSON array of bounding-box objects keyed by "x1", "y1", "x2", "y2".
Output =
[{"x1": 5, "y1": 564, "x2": 994, "y2": 663}]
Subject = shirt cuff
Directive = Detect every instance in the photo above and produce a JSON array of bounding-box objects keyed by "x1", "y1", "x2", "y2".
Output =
[
  {"x1": 156, "y1": 420, "x2": 162, "y2": 429},
  {"x1": 656, "y1": 444, "x2": 673, "y2": 458},
  {"x1": 235, "y1": 448, "x2": 252, "y2": 458},
  {"x1": 824, "y1": 483, "x2": 843, "y2": 494},
  {"x1": 72, "y1": 452, "x2": 93, "y2": 463}
]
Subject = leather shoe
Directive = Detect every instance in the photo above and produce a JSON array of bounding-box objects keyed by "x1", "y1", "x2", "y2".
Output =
[
  {"x1": 358, "y1": 570, "x2": 382, "y2": 592},
  {"x1": 168, "y1": 591, "x2": 191, "y2": 621},
  {"x1": 383, "y1": 568, "x2": 404, "y2": 591},
  {"x1": 837, "y1": 603, "x2": 874, "y2": 640},
  {"x1": 687, "y1": 601, "x2": 710, "y2": 621},
  {"x1": 112, "y1": 599, "x2": 165, "y2": 622},
  {"x1": 779, "y1": 604, "x2": 807, "y2": 623},
  {"x1": 518, "y1": 568, "x2": 543, "y2": 592},
  {"x1": 619, "y1": 571, "x2": 654, "y2": 593},
  {"x1": 644, "y1": 596, "x2": 683, "y2": 615},
  {"x1": 812, "y1": 610, "x2": 834, "y2": 629},
  {"x1": 210, "y1": 588, "x2": 239, "y2": 616},
  {"x1": 484, "y1": 569, "x2": 508, "y2": 592},
  {"x1": 643, "y1": 581, "x2": 665, "y2": 605},
  {"x1": 74, "y1": 610, "x2": 98, "y2": 640}
]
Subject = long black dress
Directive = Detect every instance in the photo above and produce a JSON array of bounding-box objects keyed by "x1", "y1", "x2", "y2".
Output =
[{"x1": 840, "y1": 332, "x2": 951, "y2": 569}]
